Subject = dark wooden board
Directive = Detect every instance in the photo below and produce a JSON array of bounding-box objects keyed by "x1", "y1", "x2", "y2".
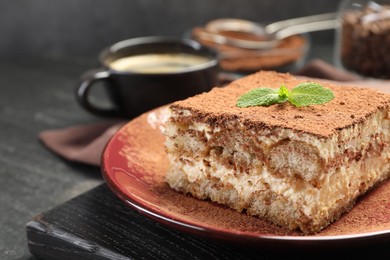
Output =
[{"x1": 26, "y1": 184, "x2": 390, "y2": 260}]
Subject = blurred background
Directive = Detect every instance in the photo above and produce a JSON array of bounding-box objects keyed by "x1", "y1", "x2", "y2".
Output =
[
  {"x1": 0, "y1": 0, "x2": 342, "y2": 65},
  {"x1": 0, "y1": 1, "x2": 344, "y2": 259}
]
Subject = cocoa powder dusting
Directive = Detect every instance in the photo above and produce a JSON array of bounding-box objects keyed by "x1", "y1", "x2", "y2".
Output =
[{"x1": 172, "y1": 71, "x2": 390, "y2": 138}]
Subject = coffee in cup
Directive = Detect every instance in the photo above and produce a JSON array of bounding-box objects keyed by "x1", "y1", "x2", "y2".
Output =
[
  {"x1": 75, "y1": 36, "x2": 219, "y2": 118},
  {"x1": 108, "y1": 53, "x2": 212, "y2": 74}
]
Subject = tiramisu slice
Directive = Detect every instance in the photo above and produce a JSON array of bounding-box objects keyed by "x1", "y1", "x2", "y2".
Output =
[{"x1": 164, "y1": 71, "x2": 390, "y2": 234}]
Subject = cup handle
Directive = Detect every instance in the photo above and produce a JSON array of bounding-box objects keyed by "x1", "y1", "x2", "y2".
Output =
[{"x1": 75, "y1": 68, "x2": 121, "y2": 117}]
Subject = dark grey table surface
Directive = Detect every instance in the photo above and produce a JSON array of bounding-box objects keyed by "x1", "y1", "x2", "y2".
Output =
[
  {"x1": 0, "y1": 57, "x2": 105, "y2": 259},
  {"x1": 0, "y1": 42, "x2": 334, "y2": 259}
]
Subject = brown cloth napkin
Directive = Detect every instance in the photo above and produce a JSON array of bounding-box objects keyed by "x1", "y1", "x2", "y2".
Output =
[
  {"x1": 37, "y1": 60, "x2": 388, "y2": 167},
  {"x1": 39, "y1": 120, "x2": 126, "y2": 166}
]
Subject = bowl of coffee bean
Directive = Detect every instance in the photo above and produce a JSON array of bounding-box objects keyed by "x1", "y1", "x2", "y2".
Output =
[{"x1": 189, "y1": 25, "x2": 309, "y2": 75}]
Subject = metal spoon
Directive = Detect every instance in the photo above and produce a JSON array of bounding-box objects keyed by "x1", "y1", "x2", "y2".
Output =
[{"x1": 200, "y1": 12, "x2": 338, "y2": 50}]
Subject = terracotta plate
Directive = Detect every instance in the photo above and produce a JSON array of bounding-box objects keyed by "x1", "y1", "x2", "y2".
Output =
[{"x1": 102, "y1": 106, "x2": 390, "y2": 248}]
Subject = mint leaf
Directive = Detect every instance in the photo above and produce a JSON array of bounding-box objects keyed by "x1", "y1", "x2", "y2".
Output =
[
  {"x1": 289, "y1": 82, "x2": 335, "y2": 107},
  {"x1": 278, "y1": 85, "x2": 289, "y2": 101},
  {"x1": 236, "y1": 82, "x2": 334, "y2": 108},
  {"x1": 236, "y1": 88, "x2": 279, "y2": 107}
]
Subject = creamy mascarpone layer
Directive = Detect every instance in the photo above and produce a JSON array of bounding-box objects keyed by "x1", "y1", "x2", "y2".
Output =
[{"x1": 167, "y1": 147, "x2": 390, "y2": 226}]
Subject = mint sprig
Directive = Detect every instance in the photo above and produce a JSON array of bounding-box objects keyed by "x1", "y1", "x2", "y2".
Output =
[{"x1": 236, "y1": 82, "x2": 334, "y2": 108}]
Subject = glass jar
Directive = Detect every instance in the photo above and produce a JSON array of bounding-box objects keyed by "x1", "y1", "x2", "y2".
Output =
[{"x1": 335, "y1": 0, "x2": 390, "y2": 78}]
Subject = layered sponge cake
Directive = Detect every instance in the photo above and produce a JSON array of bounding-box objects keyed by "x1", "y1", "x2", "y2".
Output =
[{"x1": 164, "y1": 71, "x2": 390, "y2": 234}]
